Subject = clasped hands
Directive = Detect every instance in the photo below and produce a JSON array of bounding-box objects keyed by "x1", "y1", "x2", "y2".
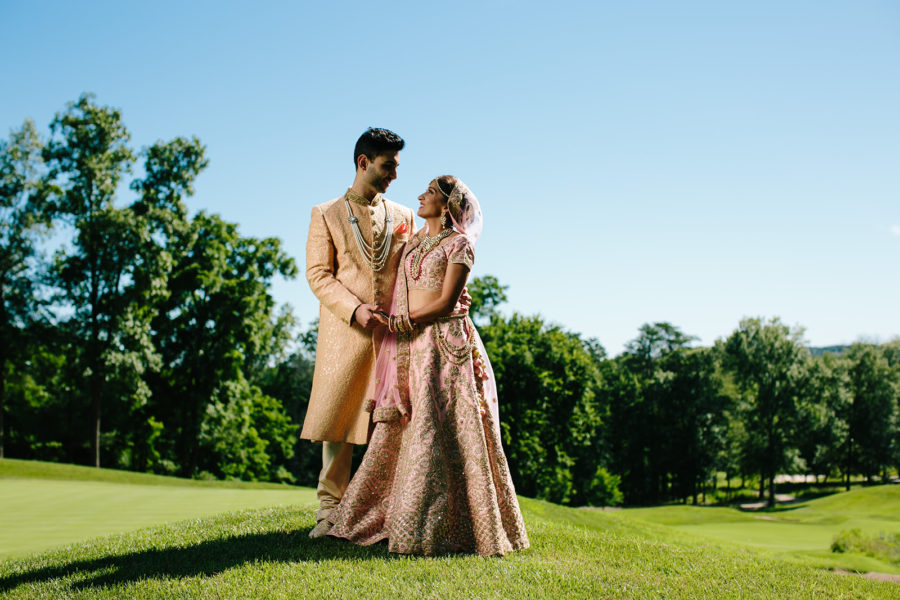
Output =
[
  {"x1": 354, "y1": 305, "x2": 412, "y2": 333},
  {"x1": 353, "y1": 304, "x2": 387, "y2": 330},
  {"x1": 353, "y1": 287, "x2": 472, "y2": 331}
]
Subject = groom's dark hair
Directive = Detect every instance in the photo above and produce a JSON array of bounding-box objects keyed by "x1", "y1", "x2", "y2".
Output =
[{"x1": 354, "y1": 128, "x2": 404, "y2": 168}]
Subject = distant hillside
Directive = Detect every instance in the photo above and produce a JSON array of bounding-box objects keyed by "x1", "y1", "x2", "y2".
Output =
[{"x1": 808, "y1": 345, "x2": 850, "y2": 357}]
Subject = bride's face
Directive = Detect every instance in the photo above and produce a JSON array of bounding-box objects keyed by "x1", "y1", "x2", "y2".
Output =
[{"x1": 417, "y1": 180, "x2": 446, "y2": 219}]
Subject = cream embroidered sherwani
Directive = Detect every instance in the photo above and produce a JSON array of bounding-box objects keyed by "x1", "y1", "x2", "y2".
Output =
[{"x1": 301, "y1": 192, "x2": 414, "y2": 444}]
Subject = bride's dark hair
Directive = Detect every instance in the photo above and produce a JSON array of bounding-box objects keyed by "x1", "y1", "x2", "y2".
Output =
[{"x1": 435, "y1": 175, "x2": 466, "y2": 211}]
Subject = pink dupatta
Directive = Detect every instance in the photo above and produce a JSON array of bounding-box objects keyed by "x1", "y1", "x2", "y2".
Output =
[{"x1": 365, "y1": 234, "x2": 420, "y2": 423}]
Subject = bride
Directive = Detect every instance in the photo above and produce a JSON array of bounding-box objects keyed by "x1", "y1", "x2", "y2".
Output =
[{"x1": 323, "y1": 176, "x2": 529, "y2": 556}]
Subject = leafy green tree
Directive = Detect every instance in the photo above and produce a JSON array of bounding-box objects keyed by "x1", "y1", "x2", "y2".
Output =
[
  {"x1": 659, "y1": 347, "x2": 730, "y2": 503},
  {"x1": 879, "y1": 339, "x2": 900, "y2": 369},
  {"x1": 198, "y1": 373, "x2": 297, "y2": 481},
  {"x1": 480, "y1": 313, "x2": 608, "y2": 505},
  {"x1": 3, "y1": 325, "x2": 82, "y2": 461},
  {"x1": 843, "y1": 344, "x2": 898, "y2": 484},
  {"x1": 604, "y1": 360, "x2": 650, "y2": 502},
  {"x1": 613, "y1": 323, "x2": 695, "y2": 504},
  {"x1": 120, "y1": 135, "x2": 208, "y2": 472},
  {"x1": 259, "y1": 342, "x2": 318, "y2": 484},
  {"x1": 795, "y1": 353, "x2": 849, "y2": 482},
  {"x1": 885, "y1": 340, "x2": 900, "y2": 474},
  {"x1": 722, "y1": 317, "x2": 808, "y2": 507},
  {"x1": 613, "y1": 323, "x2": 727, "y2": 504},
  {"x1": 586, "y1": 466, "x2": 623, "y2": 507},
  {"x1": 0, "y1": 119, "x2": 47, "y2": 458},
  {"x1": 41, "y1": 94, "x2": 140, "y2": 466},
  {"x1": 624, "y1": 322, "x2": 696, "y2": 366},
  {"x1": 5, "y1": 95, "x2": 302, "y2": 482},
  {"x1": 467, "y1": 275, "x2": 508, "y2": 325},
  {"x1": 717, "y1": 403, "x2": 749, "y2": 493},
  {"x1": 150, "y1": 210, "x2": 297, "y2": 478}
]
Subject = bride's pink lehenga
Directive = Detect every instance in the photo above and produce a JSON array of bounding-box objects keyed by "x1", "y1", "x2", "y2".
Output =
[{"x1": 326, "y1": 233, "x2": 529, "y2": 556}]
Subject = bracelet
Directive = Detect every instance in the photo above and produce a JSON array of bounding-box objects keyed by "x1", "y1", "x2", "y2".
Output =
[{"x1": 388, "y1": 313, "x2": 415, "y2": 334}]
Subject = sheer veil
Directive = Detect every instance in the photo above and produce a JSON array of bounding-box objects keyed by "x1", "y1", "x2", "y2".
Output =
[
  {"x1": 444, "y1": 179, "x2": 483, "y2": 244},
  {"x1": 442, "y1": 179, "x2": 500, "y2": 426}
]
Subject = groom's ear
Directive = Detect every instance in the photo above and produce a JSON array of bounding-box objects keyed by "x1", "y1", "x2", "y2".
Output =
[{"x1": 356, "y1": 153, "x2": 369, "y2": 172}]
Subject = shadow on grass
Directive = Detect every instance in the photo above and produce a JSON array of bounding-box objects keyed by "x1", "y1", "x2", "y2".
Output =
[
  {"x1": 0, "y1": 527, "x2": 396, "y2": 593},
  {"x1": 737, "y1": 504, "x2": 810, "y2": 514}
]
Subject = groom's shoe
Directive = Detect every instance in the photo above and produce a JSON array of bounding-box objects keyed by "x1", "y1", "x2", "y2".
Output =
[{"x1": 308, "y1": 519, "x2": 333, "y2": 539}]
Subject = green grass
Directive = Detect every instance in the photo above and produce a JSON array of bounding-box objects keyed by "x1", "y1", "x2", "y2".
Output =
[
  {"x1": 0, "y1": 458, "x2": 314, "y2": 560},
  {"x1": 2, "y1": 499, "x2": 897, "y2": 599},
  {"x1": 624, "y1": 485, "x2": 900, "y2": 576},
  {"x1": 1, "y1": 459, "x2": 898, "y2": 599},
  {"x1": 0, "y1": 458, "x2": 298, "y2": 489}
]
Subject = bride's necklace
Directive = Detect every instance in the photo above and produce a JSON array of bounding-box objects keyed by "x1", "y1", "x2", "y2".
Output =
[{"x1": 410, "y1": 228, "x2": 453, "y2": 281}]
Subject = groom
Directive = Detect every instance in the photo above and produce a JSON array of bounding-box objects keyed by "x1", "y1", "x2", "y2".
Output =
[{"x1": 302, "y1": 128, "x2": 415, "y2": 537}]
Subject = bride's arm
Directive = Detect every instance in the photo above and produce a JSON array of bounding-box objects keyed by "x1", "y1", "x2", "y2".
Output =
[{"x1": 408, "y1": 263, "x2": 469, "y2": 324}]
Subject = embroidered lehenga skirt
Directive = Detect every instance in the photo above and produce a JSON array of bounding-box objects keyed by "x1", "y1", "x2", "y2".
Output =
[{"x1": 326, "y1": 315, "x2": 529, "y2": 556}]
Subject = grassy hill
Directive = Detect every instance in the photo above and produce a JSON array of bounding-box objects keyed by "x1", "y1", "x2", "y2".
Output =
[
  {"x1": 0, "y1": 458, "x2": 313, "y2": 560},
  {"x1": 1, "y1": 459, "x2": 898, "y2": 599},
  {"x1": 0, "y1": 457, "x2": 299, "y2": 489},
  {"x1": 625, "y1": 485, "x2": 900, "y2": 577}
]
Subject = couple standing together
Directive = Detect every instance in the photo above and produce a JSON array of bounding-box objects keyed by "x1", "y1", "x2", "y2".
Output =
[{"x1": 300, "y1": 128, "x2": 529, "y2": 556}]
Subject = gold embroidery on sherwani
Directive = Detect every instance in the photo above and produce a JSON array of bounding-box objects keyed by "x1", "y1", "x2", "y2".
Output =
[{"x1": 301, "y1": 195, "x2": 414, "y2": 444}]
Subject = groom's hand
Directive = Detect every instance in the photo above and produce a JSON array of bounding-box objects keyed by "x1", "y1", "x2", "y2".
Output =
[{"x1": 354, "y1": 304, "x2": 383, "y2": 330}]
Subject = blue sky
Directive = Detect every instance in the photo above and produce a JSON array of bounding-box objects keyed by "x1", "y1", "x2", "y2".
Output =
[{"x1": 2, "y1": 1, "x2": 898, "y2": 355}]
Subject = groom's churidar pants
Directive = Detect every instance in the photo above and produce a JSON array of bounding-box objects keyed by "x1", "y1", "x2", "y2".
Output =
[{"x1": 316, "y1": 441, "x2": 354, "y2": 522}]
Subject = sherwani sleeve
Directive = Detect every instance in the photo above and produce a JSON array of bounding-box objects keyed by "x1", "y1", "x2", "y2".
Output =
[{"x1": 306, "y1": 204, "x2": 361, "y2": 325}]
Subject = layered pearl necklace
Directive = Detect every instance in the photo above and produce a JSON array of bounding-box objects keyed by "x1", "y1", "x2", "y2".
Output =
[
  {"x1": 409, "y1": 228, "x2": 453, "y2": 281},
  {"x1": 345, "y1": 193, "x2": 392, "y2": 271}
]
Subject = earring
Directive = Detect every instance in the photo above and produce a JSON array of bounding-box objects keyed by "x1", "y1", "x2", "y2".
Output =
[{"x1": 440, "y1": 212, "x2": 449, "y2": 229}]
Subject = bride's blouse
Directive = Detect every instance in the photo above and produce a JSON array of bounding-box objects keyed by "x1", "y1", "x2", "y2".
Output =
[{"x1": 405, "y1": 234, "x2": 474, "y2": 293}]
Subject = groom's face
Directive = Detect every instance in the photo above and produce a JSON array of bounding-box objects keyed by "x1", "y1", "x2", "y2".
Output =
[{"x1": 364, "y1": 151, "x2": 399, "y2": 193}]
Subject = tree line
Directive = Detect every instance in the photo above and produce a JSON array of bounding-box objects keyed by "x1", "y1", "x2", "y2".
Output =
[
  {"x1": 2, "y1": 95, "x2": 297, "y2": 481},
  {"x1": 3, "y1": 95, "x2": 899, "y2": 505},
  {"x1": 478, "y1": 307, "x2": 899, "y2": 507}
]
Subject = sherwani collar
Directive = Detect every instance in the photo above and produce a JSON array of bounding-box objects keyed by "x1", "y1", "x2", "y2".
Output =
[{"x1": 346, "y1": 188, "x2": 383, "y2": 207}]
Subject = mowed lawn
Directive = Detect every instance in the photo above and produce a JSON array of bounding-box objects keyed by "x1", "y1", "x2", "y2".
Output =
[
  {"x1": 0, "y1": 459, "x2": 315, "y2": 560},
  {"x1": 2, "y1": 495, "x2": 897, "y2": 599},
  {"x1": 624, "y1": 485, "x2": 900, "y2": 575},
  {"x1": 1, "y1": 459, "x2": 899, "y2": 599}
]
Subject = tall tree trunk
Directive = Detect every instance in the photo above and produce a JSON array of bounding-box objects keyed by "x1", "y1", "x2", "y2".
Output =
[
  {"x1": 91, "y1": 370, "x2": 101, "y2": 467},
  {"x1": 0, "y1": 356, "x2": 5, "y2": 459},
  {"x1": 0, "y1": 302, "x2": 7, "y2": 459},
  {"x1": 845, "y1": 438, "x2": 853, "y2": 491},
  {"x1": 89, "y1": 209, "x2": 101, "y2": 468},
  {"x1": 89, "y1": 311, "x2": 102, "y2": 468},
  {"x1": 766, "y1": 422, "x2": 777, "y2": 508}
]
